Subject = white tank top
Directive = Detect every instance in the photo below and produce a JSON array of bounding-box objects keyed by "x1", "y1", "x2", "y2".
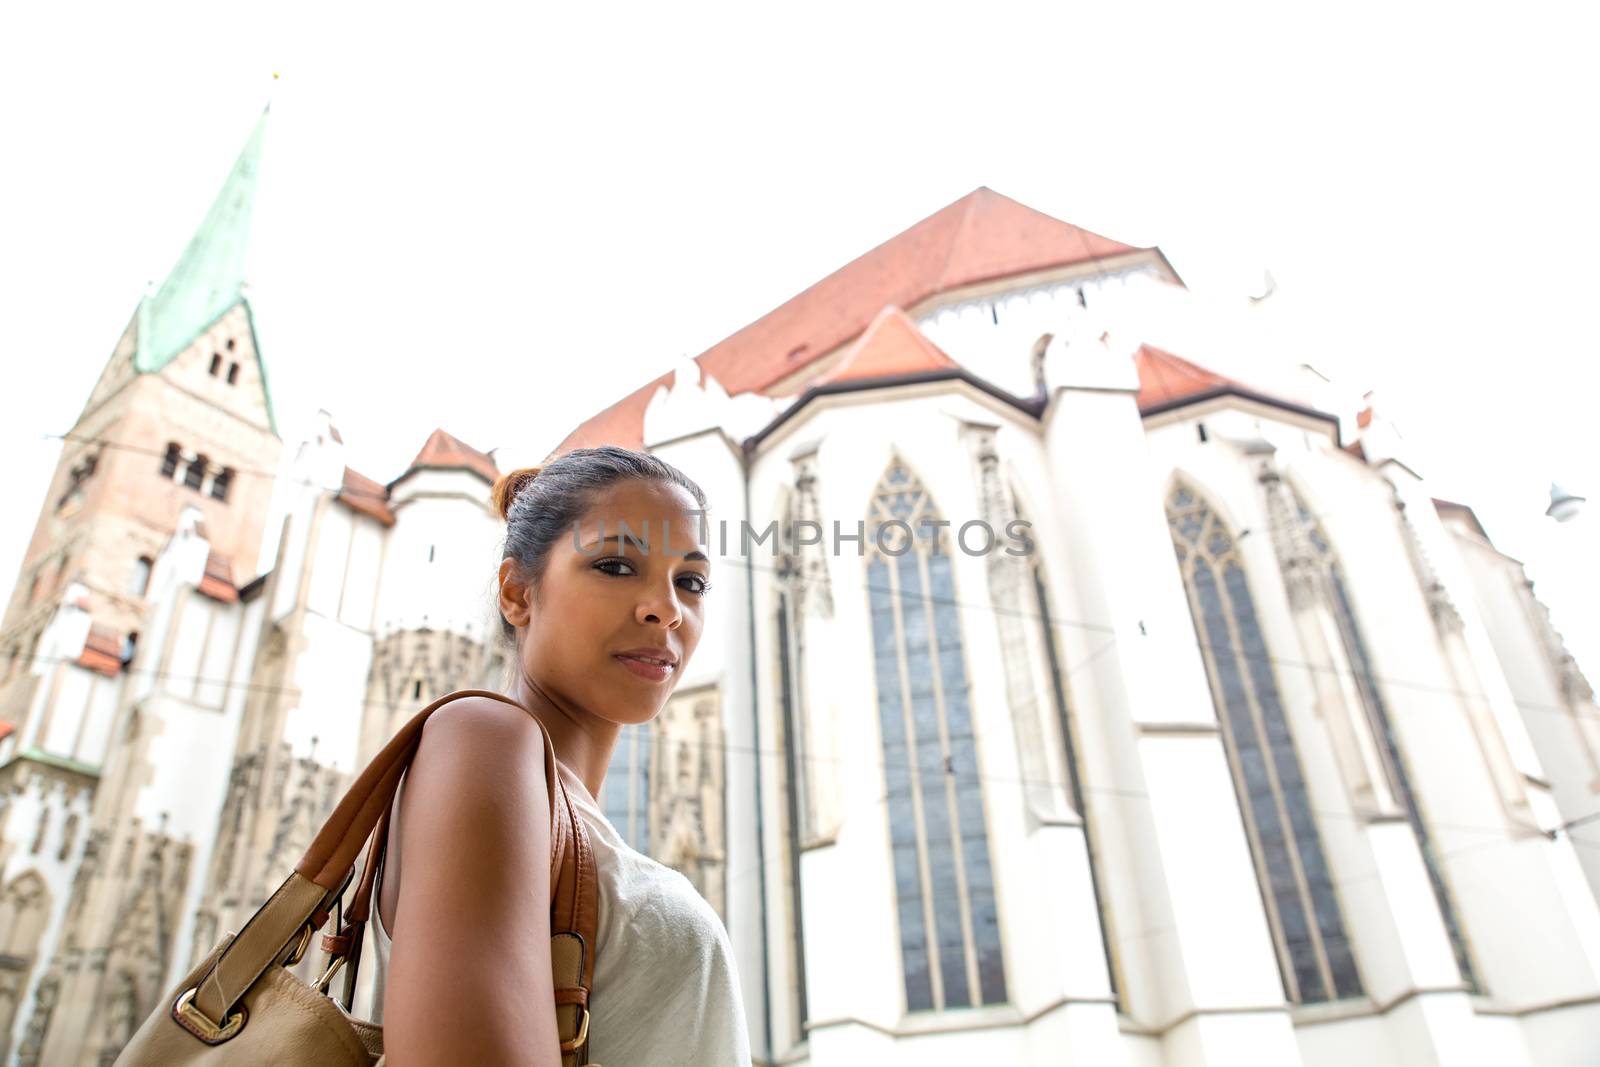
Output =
[{"x1": 367, "y1": 758, "x2": 752, "y2": 1066}]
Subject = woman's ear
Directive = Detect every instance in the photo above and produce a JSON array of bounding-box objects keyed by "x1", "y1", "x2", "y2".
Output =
[{"x1": 498, "y1": 558, "x2": 533, "y2": 628}]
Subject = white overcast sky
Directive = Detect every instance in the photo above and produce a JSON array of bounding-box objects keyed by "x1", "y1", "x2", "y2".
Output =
[{"x1": 2, "y1": 1, "x2": 1595, "y2": 674}]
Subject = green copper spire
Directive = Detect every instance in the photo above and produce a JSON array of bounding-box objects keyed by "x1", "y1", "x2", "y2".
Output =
[{"x1": 136, "y1": 106, "x2": 269, "y2": 377}]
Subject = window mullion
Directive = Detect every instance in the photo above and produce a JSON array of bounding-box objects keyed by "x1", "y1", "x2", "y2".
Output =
[
  {"x1": 919, "y1": 542, "x2": 980, "y2": 1007},
  {"x1": 890, "y1": 548, "x2": 943, "y2": 1011},
  {"x1": 1219, "y1": 548, "x2": 1333, "y2": 1002}
]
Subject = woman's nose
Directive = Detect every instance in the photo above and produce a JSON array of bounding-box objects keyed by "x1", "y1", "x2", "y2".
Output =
[{"x1": 636, "y1": 585, "x2": 682, "y2": 627}]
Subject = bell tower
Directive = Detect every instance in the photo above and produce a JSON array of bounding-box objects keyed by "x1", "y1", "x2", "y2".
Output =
[
  {"x1": 0, "y1": 107, "x2": 283, "y2": 1066},
  {"x1": 0, "y1": 106, "x2": 282, "y2": 737}
]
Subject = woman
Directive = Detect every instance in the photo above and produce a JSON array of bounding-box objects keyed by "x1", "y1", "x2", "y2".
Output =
[{"x1": 368, "y1": 446, "x2": 751, "y2": 1065}]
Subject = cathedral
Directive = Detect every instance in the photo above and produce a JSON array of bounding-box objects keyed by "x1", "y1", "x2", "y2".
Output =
[{"x1": 1, "y1": 106, "x2": 1598, "y2": 1066}]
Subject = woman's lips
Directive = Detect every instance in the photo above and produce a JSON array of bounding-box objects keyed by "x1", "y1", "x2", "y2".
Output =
[{"x1": 613, "y1": 653, "x2": 674, "y2": 682}]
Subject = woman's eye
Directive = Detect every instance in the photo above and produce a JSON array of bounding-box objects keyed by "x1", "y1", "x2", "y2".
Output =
[{"x1": 595, "y1": 558, "x2": 709, "y2": 597}]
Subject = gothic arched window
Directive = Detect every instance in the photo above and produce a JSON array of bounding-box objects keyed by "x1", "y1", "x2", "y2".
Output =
[
  {"x1": 1291, "y1": 489, "x2": 1482, "y2": 994},
  {"x1": 601, "y1": 723, "x2": 652, "y2": 855},
  {"x1": 866, "y1": 459, "x2": 1007, "y2": 1012},
  {"x1": 1167, "y1": 482, "x2": 1363, "y2": 1003}
]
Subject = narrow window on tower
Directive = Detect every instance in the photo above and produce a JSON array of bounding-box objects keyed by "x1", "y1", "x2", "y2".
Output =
[
  {"x1": 210, "y1": 467, "x2": 234, "y2": 503},
  {"x1": 209, "y1": 353, "x2": 222, "y2": 376},
  {"x1": 227, "y1": 362, "x2": 240, "y2": 385},
  {"x1": 160, "y1": 442, "x2": 181, "y2": 479},
  {"x1": 132, "y1": 556, "x2": 153, "y2": 597},
  {"x1": 30, "y1": 810, "x2": 50, "y2": 855},
  {"x1": 184, "y1": 454, "x2": 207, "y2": 490},
  {"x1": 428, "y1": 545, "x2": 436, "y2": 563}
]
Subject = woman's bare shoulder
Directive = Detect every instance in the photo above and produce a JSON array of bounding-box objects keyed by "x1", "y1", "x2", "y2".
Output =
[
  {"x1": 384, "y1": 694, "x2": 561, "y2": 1062},
  {"x1": 403, "y1": 693, "x2": 552, "y2": 844}
]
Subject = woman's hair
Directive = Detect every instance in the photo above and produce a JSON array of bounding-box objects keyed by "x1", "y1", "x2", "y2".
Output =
[{"x1": 490, "y1": 446, "x2": 708, "y2": 643}]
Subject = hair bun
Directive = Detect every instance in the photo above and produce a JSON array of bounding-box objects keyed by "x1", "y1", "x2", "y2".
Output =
[{"x1": 491, "y1": 465, "x2": 542, "y2": 521}]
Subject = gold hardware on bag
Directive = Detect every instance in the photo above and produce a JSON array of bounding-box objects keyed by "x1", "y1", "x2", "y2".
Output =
[
  {"x1": 282, "y1": 923, "x2": 314, "y2": 967},
  {"x1": 559, "y1": 1005, "x2": 590, "y2": 1052},
  {"x1": 174, "y1": 986, "x2": 247, "y2": 1042},
  {"x1": 111, "y1": 690, "x2": 602, "y2": 1067},
  {"x1": 313, "y1": 953, "x2": 346, "y2": 994}
]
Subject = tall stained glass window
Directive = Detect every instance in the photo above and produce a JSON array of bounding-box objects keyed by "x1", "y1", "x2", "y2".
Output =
[
  {"x1": 1167, "y1": 483, "x2": 1364, "y2": 1003},
  {"x1": 601, "y1": 724, "x2": 652, "y2": 855},
  {"x1": 1292, "y1": 491, "x2": 1482, "y2": 994},
  {"x1": 866, "y1": 459, "x2": 1007, "y2": 1012}
]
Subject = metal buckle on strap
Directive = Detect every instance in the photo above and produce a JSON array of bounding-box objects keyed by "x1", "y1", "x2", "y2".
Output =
[
  {"x1": 173, "y1": 986, "x2": 248, "y2": 1042},
  {"x1": 559, "y1": 1004, "x2": 590, "y2": 1052},
  {"x1": 282, "y1": 922, "x2": 314, "y2": 967}
]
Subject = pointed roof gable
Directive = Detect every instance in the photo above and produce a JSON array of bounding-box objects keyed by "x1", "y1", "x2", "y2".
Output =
[
  {"x1": 122, "y1": 106, "x2": 279, "y2": 435},
  {"x1": 138, "y1": 107, "x2": 269, "y2": 376},
  {"x1": 196, "y1": 551, "x2": 238, "y2": 603},
  {"x1": 397, "y1": 428, "x2": 500, "y2": 485},
  {"x1": 76, "y1": 624, "x2": 124, "y2": 678},
  {"x1": 553, "y1": 189, "x2": 1165, "y2": 454},
  {"x1": 1133, "y1": 343, "x2": 1341, "y2": 441},
  {"x1": 697, "y1": 187, "x2": 1154, "y2": 395},
  {"x1": 814, "y1": 306, "x2": 959, "y2": 387},
  {"x1": 1133, "y1": 344, "x2": 1250, "y2": 412},
  {"x1": 336, "y1": 467, "x2": 396, "y2": 526}
]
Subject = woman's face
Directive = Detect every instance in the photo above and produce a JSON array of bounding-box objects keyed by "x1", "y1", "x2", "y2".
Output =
[{"x1": 504, "y1": 478, "x2": 711, "y2": 728}]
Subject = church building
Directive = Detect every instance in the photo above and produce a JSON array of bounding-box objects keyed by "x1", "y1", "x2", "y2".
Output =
[{"x1": 0, "y1": 107, "x2": 1597, "y2": 1066}]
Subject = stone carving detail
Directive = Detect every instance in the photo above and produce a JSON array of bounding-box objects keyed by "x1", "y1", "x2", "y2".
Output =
[
  {"x1": 967, "y1": 424, "x2": 1075, "y2": 821},
  {"x1": 1390, "y1": 486, "x2": 1464, "y2": 634},
  {"x1": 16, "y1": 973, "x2": 58, "y2": 1067},
  {"x1": 1519, "y1": 576, "x2": 1597, "y2": 709},
  {"x1": 652, "y1": 690, "x2": 727, "y2": 919},
  {"x1": 780, "y1": 452, "x2": 833, "y2": 620},
  {"x1": 1257, "y1": 459, "x2": 1320, "y2": 612}
]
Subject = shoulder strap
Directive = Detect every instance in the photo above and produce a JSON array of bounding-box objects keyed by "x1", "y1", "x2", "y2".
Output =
[
  {"x1": 185, "y1": 688, "x2": 598, "y2": 1060},
  {"x1": 332, "y1": 690, "x2": 597, "y2": 994}
]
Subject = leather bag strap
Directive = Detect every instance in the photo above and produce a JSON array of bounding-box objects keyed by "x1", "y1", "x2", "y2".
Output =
[{"x1": 185, "y1": 689, "x2": 600, "y2": 1060}]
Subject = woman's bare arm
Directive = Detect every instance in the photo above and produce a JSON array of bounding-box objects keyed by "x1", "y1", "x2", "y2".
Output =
[{"x1": 382, "y1": 696, "x2": 561, "y2": 1066}]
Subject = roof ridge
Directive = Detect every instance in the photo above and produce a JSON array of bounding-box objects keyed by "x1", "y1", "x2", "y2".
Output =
[{"x1": 933, "y1": 188, "x2": 985, "y2": 294}]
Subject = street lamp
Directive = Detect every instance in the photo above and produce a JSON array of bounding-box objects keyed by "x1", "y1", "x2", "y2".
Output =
[{"x1": 1547, "y1": 482, "x2": 1587, "y2": 523}]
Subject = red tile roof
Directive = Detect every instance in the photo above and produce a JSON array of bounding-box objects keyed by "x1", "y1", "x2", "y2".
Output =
[
  {"x1": 553, "y1": 187, "x2": 1165, "y2": 455},
  {"x1": 814, "y1": 307, "x2": 959, "y2": 387},
  {"x1": 336, "y1": 467, "x2": 396, "y2": 526},
  {"x1": 700, "y1": 187, "x2": 1149, "y2": 396},
  {"x1": 197, "y1": 551, "x2": 238, "y2": 603},
  {"x1": 1132, "y1": 344, "x2": 1331, "y2": 427},
  {"x1": 402, "y1": 429, "x2": 500, "y2": 485},
  {"x1": 76, "y1": 625, "x2": 123, "y2": 677},
  {"x1": 1133, "y1": 345, "x2": 1252, "y2": 412},
  {"x1": 553, "y1": 370, "x2": 681, "y2": 456}
]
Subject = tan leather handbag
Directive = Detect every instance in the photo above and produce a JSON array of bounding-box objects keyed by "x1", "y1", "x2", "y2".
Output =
[{"x1": 112, "y1": 689, "x2": 601, "y2": 1066}]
